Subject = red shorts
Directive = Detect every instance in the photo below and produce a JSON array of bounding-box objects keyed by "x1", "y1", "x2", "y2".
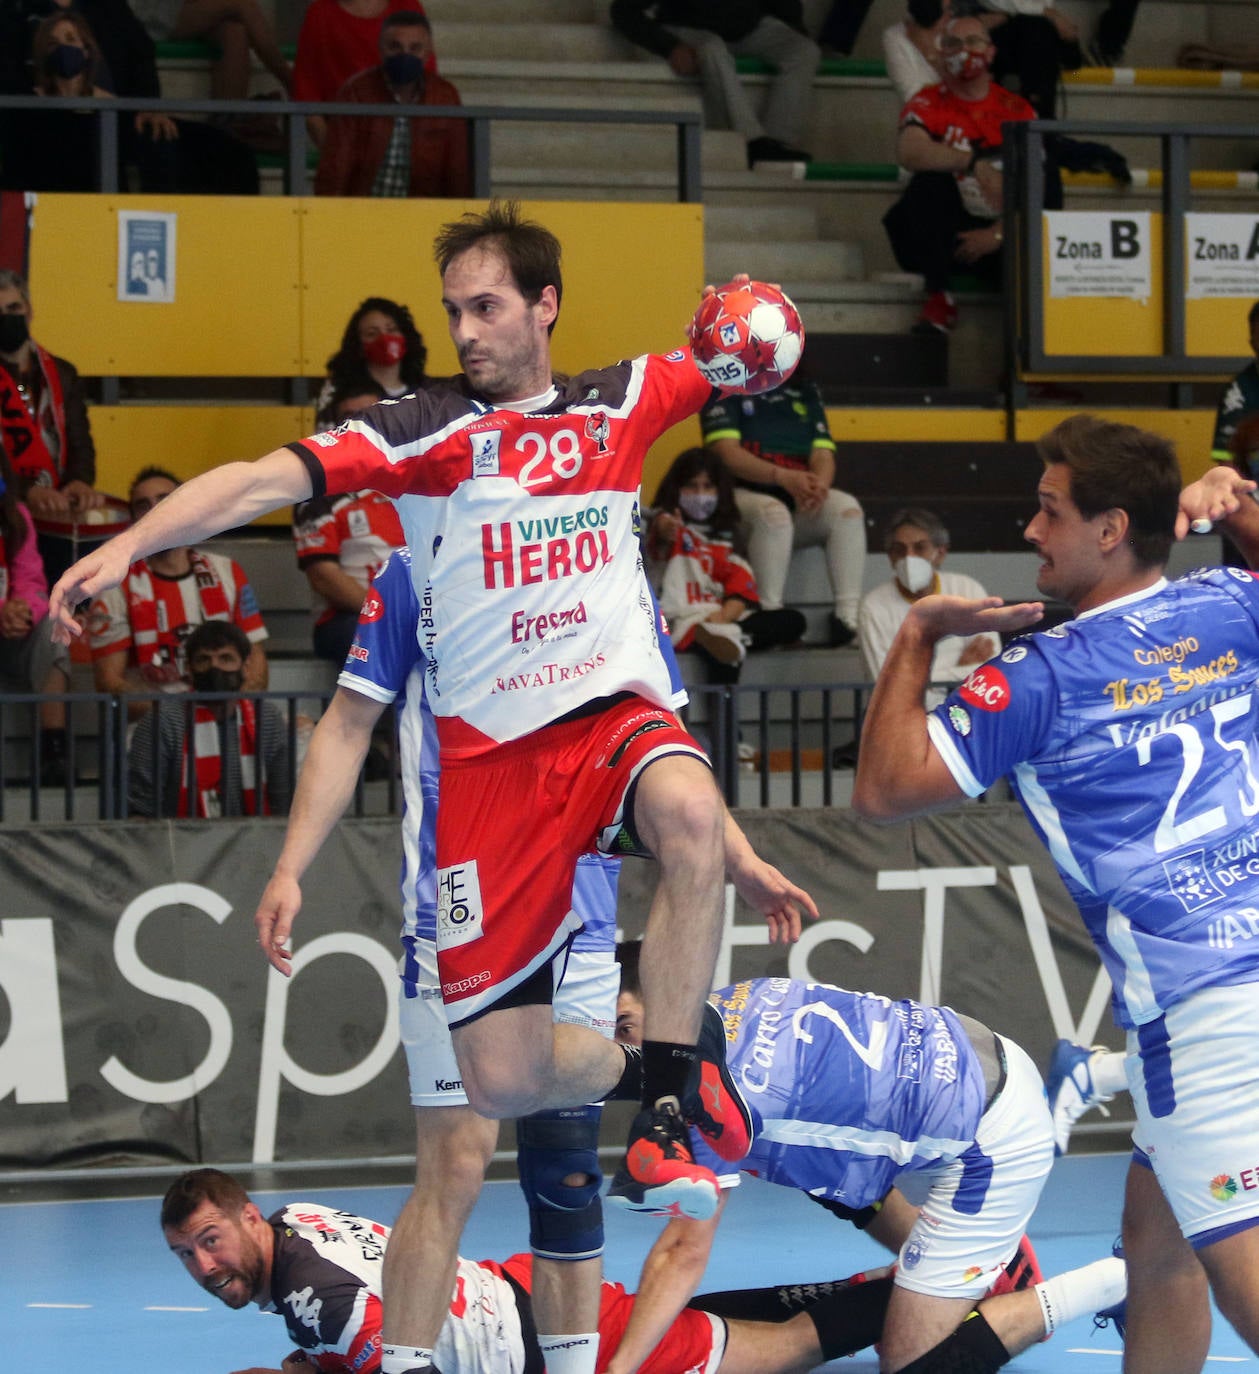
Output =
[
  {"x1": 497, "y1": 1256, "x2": 724, "y2": 1374},
  {"x1": 435, "y1": 696, "x2": 709, "y2": 1025}
]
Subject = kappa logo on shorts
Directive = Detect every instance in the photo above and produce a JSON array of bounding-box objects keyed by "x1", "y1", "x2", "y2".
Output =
[
  {"x1": 471, "y1": 430, "x2": 502, "y2": 476},
  {"x1": 606, "y1": 716, "x2": 673, "y2": 767},
  {"x1": 436, "y1": 860, "x2": 485, "y2": 949}
]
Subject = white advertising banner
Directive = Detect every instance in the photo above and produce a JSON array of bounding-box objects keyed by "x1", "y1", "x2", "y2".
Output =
[
  {"x1": 1185, "y1": 213, "x2": 1259, "y2": 299},
  {"x1": 1047, "y1": 210, "x2": 1152, "y2": 300}
]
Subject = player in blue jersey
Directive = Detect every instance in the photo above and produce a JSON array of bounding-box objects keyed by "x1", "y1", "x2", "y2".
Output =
[
  {"x1": 856, "y1": 413, "x2": 1259, "y2": 1371},
  {"x1": 608, "y1": 947, "x2": 1126, "y2": 1374},
  {"x1": 253, "y1": 548, "x2": 817, "y2": 1374}
]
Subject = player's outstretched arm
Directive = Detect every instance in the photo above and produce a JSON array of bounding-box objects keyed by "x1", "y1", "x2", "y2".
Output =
[
  {"x1": 1179, "y1": 465, "x2": 1259, "y2": 561},
  {"x1": 49, "y1": 449, "x2": 313, "y2": 639},
  {"x1": 255, "y1": 686, "x2": 385, "y2": 975},
  {"x1": 604, "y1": 1199, "x2": 727, "y2": 1374},
  {"x1": 723, "y1": 810, "x2": 817, "y2": 944},
  {"x1": 853, "y1": 595, "x2": 1039, "y2": 821}
]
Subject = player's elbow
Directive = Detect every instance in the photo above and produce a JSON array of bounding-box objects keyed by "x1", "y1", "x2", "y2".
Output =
[{"x1": 851, "y1": 773, "x2": 908, "y2": 823}]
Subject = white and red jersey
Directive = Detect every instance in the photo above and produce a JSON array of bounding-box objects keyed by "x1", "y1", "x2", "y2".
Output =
[
  {"x1": 261, "y1": 1205, "x2": 722, "y2": 1374},
  {"x1": 286, "y1": 352, "x2": 710, "y2": 759},
  {"x1": 292, "y1": 490, "x2": 405, "y2": 626},
  {"x1": 86, "y1": 548, "x2": 267, "y2": 685}
]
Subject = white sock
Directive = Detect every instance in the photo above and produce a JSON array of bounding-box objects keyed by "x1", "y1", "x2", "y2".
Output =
[
  {"x1": 1033, "y1": 1256, "x2": 1126, "y2": 1334},
  {"x1": 1093, "y1": 1049, "x2": 1129, "y2": 1097},
  {"x1": 382, "y1": 1345, "x2": 436, "y2": 1373},
  {"x1": 538, "y1": 1331, "x2": 599, "y2": 1374}
]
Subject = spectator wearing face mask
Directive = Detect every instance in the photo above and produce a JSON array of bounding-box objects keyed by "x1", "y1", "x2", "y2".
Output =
[
  {"x1": 644, "y1": 446, "x2": 805, "y2": 683},
  {"x1": 313, "y1": 296, "x2": 428, "y2": 427},
  {"x1": 127, "y1": 619, "x2": 292, "y2": 818},
  {"x1": 857, "y1": 506, "x2": 998, "y2": 708},
  {"x1": 0, "y1": 267, "x2": 104, "y2": 583},
  {"x1": 313, "y1": 11, "x2": 468, "y2": 200}
]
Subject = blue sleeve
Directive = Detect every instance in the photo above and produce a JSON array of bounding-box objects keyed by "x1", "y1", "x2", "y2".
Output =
[
  {"x1": 336, "y1": 548, "x2": 421, "y2": 703},
  {"x1": 926, "y1": 638, "x2": 1058, "y2": 796}
]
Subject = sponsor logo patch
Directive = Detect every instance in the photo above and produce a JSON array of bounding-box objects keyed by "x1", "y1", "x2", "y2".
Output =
[
  {"x1": 1001, "y1": 644, "x2": 1027, "y2": 664},
  {"x1": 437, "y1": 861, "x2": 484, "y2": 949},
  {"x1": 359, "y1": 588, "x2": 385, "y2": 623},
  {"x1": 1164, "y1": 851, "x2": 1224, "y2": 913},
  {"x1": 959, "y1": 665, "x2": 1010, "y2": 712},
  {"x1": 471, "y1": 430, "x2": 502, "y2": 476},
  {"x1": 947, "y1": 704, "x2": 971, "y2": 736},
  {"x1": 1210, "y1": 1173, "x2": 1239, "y2": 1202}
]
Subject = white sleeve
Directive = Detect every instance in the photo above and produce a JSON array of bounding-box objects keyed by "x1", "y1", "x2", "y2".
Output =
[{"x1": 881, "y1": 22, "x2": 938, "y2": 102}]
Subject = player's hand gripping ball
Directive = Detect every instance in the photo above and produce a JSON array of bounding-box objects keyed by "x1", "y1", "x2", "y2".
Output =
[{"x1": 688, "y1": 280, "x2": 805, "y2": 395}]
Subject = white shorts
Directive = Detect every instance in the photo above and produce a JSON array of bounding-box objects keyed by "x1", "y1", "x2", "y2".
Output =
[
  {"x1": 401, "y1": 941, "x2": 619, "y2": 1108},
  {"x1": 1127, "y1": 980, "x2": 1259, "y2": 1246},
  {"x1": 894, "y1": 1036, "x2": 1054, "y2": 1301}
]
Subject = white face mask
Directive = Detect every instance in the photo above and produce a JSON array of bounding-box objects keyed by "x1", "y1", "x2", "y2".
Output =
[
  {"x1": 679, "y1": 491, "x2": 719, "y2": 522},
  {"x1": 893, "y1": 554, "x2": 936, "y2": 594}
]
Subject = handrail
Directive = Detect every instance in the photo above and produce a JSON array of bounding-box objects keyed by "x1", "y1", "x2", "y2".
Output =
[
  {"x1": 0, "y1": 94, "x2": 705, "y2": 201},
  {"x1": 1002, "y1": 117, "x2": 1255, "y2": 399}
]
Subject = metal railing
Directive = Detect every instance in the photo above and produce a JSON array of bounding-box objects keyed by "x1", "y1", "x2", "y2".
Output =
[
  {"x1": 0, "y1": 678, "x2": 871, "y2": 821},
  {"x1": 0, "y1": 94, "x2": 704, "y2": 201},
  {"x1": 1003, "y1": 118, "x2": 1257, "y2": 399}
]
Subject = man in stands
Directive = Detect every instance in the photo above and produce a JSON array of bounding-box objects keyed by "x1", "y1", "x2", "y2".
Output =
[
  {"x1": 50, "y1": 200, "x2": 791, "y2": 1374},
  {"x1": 882, "y1": 11, "x2": 1034, "y2": 335},
  {"x1": 0, "y1": 268, "x2": 104, "y2": 581},
  {"x1": 87, "y1": 465, "x2": 268, "y2": 716},
  {"x1": 314, "y1": 12, "x2": 470, "y2": 200},
  {"x1": 609, "y1": 0, "x2": 817, "y2": 168}
]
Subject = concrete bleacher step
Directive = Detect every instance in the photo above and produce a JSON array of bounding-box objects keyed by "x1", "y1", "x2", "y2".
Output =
[
  {"x1": 704, "y1": 204, "x2": 821, "y2": 242},
  {"x1": 424, "y1": 20, "x2": 627, "y2": 64},
  {"x1": 706, "y1": 238, "x2": 865, "y2": 287}
]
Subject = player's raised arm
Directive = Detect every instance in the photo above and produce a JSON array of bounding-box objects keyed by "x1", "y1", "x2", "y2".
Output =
[{"x1": 49, "y1": 449, "x2": 313, "y2": 638}]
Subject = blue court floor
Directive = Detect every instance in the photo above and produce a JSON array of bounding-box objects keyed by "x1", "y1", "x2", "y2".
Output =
[{"x1": 4, "y1": 1152, "x2": 1251, "y2": 1371}]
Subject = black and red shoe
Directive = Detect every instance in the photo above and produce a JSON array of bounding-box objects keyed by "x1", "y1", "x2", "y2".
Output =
[
  {"x1": 606, "y1": 1096, "x2": 720, "y2": 1219},
  {"x1": 682, "y1": 1001, "x2": 755, "y2": 1162},
  {"x1": 986, "y1": 1233, "x2": 1044, "y2": 1299}
]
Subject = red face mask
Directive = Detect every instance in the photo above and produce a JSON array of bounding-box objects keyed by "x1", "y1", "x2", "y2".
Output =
[
  {"x1": 363, "y1": 332, "x2": 406, "y2": 367},
  {"x1": 943, "y1": 48, "x2": 988, "y2": 82}
]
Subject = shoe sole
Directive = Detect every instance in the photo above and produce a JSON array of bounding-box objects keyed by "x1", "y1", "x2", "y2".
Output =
[{"x1": 606, "y1": 1170, "x2": 720, "y2": 1220}]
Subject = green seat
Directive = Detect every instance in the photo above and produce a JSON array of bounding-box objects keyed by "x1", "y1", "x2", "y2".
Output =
[{"x1": 803, "y1": 161, "x2": 899, "y2": 182}]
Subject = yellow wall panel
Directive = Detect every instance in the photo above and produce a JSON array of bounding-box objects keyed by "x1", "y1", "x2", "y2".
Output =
[
  {"x1": 297, "y1": 199, "x2": 706, "y2": 378},
  {"x1": 91, "y1": 406, "x2": 312, "y2": 525},
  {"x1": 29, "y1": 196, "x2": 303, "y2": 375},
  {"x1": 826, "y1": 409, "x2": 1008, "y2": 442},
  {"x1": 1186, "y1": 295, "x2": 1253, "y2": 359},
  {"x1": 1015, "y1": 408, "x2": 1217, "y2": 480},
  {"x1": 1042, "y1": 215, "x2": 1164, "y2": 358}
]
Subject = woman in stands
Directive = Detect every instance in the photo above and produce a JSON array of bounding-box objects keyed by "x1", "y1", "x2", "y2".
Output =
[
  {"x1": 645, "y1": 447, "x2": 805, "y2": 686},
  {"x1": 315, "y1": 297, "x2": 428, "y2": 426}
]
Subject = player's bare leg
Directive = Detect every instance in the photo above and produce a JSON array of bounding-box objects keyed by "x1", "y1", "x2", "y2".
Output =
[
  {"x1": 1199, "y1": 1226, "x2": 1259, "y2": 1356},
  {"x1": 381, "y1": 1107, "x2": 498, "y2": 1369},
  {"x1": 1121, "y1": 1162, "x2": 1211, "y2": 1373},
  {"x1": 453, "y1": 1008, "x2": 625, "y2": 1118}
]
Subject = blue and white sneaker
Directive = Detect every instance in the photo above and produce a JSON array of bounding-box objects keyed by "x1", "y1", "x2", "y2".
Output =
[
  {"x1": 1045, "y1": 1040, "x2": 1114, "y2": 1155},
  {"x1": 1093, "y1": 1238, "x2": 1126, "y2": 1341}
]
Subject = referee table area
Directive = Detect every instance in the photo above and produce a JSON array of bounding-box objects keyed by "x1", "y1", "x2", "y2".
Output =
[{"x1": 5, "y1": 1151, "x2": 1253, "y2": 1371}]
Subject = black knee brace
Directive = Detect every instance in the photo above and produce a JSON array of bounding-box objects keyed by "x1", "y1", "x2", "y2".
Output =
[
  {"x1": 893, "y1": 1310, "x2": 1010, "y2": 1374},
  {"x1": 515, "y1": 1106, "x2": 603, "y2": 1262}
]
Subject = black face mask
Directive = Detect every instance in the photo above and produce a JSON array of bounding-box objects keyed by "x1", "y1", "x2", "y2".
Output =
[
  {"x1": 47, "y1": 43, "x2": 89, "y2": 79},
  {"x1": 192, "y1": 667, "x2": 245, "y2": 695},
  {"x1": 383, "y1": 51, "x2": 425, "y2": 87},
  {"x1": 0, "y1": 314, "x2": 29, "y2": 353}
]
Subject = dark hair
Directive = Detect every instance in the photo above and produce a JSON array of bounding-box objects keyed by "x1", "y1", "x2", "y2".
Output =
[
  {"x1": 316, "y1": 381, "x2": 387, "y2": 430},
  {"x1": 1036, "y1": 414, "x2": 1179, "y2": 568},
  {"x1": 32, "y1": 8, "x2": 100, "y2": 93},
  {"x1": 907, "y1": 0, "x2": 945, "y2": 26},
  {"x1": 1249, "y1": 300, "x2": 1259, "y2": 328},
  {"x1": 615, "y1": 939, "x2": 643, "y2": 997},
  {"x1": 381, "y1": 9, "x2": 430, "y2": 34},
  {"x1": 185, "y1": 619, "x2": 252, "y2": 663},
  {"x1": 160, "y1": 1168, "x2": 251, "y2": 1231},
  {"x1": 652, "y1": 446, "x2": 741, "y2": 536},
  {"x1": 883, "y1": 506, "x2": 949, "y2": 552},
  {"x1": 325, "y1": 297, "x2": 427, "y2": 399},
  {"x1": 433, "y1": 199, "x2": 563, "y2": 328},
  {"x1": 129, "y1": 466, "x2": 181, "y2": 502},
  {"x1": 0, "y1": 448, "x2": 28, "y2": 562}
]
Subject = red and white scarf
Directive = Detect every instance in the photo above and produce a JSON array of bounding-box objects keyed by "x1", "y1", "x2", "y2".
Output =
[
  {"x1": 177, "y1": 699, "x2": 269, "y2": 818},
  {"x1": 0, "y1": 343, "x2": 67, "y2": 489},
  {"x1": 124, "y1": 549, "x2": 232, "y2": 671}
]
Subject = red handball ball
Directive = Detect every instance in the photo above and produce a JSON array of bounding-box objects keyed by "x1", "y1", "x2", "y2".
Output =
[{"x1": 688, "y1": 280, "x2": 805, "y2": 394}]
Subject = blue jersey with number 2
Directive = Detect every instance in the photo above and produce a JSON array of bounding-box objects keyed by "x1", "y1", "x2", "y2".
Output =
[
  {"x1": 928, "y1": 568, "x2": 1259, "y2": 1030},
  {"x1": 691, "y1": 978, "x2": 989, "y2": 1211}
]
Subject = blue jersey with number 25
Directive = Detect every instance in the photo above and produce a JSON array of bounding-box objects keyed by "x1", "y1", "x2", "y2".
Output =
[{"x1": 928, "y1": 567, "x2": 1259, "y2": 1030}]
